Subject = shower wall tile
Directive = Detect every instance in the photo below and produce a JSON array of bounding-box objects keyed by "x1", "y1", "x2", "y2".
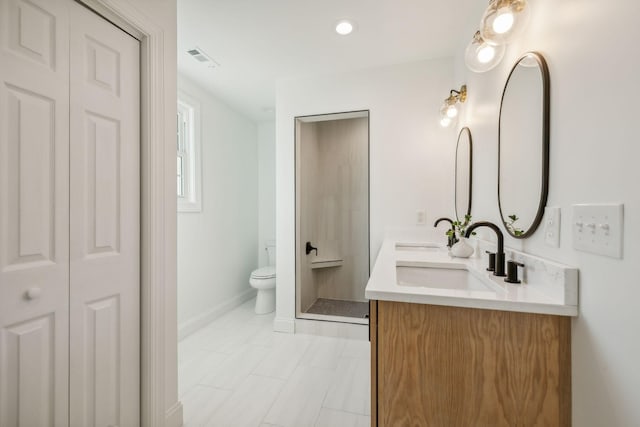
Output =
[
  {"x1": 297, "y1": 121, "x2": 321, "y2": 312},
  {"x1": 314, "y1": 117, "x2": 369, "y2": 302}
]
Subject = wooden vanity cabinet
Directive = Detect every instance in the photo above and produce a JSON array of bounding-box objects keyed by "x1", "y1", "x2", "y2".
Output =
[{"x1": 369, "y1": 300, "x2": 571, "y2": 427}]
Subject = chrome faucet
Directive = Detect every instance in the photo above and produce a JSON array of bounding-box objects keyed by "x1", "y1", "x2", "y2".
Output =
[
  {"x1": 464, "y1": 221, "x2": 506, "y2": 277},
  {"x1": 434, "y1": 217, "x2": 457, "y2": 248}
]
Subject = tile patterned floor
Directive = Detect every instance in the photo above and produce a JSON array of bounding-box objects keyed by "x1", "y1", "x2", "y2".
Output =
[{"x1": 179, "y1": 298, "x2": 371, "y2": 427}]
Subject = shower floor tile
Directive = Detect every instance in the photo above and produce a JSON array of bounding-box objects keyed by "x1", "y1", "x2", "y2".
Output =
[{"x1": 306, "y1": 298, "x2": 370, "y2": 319}]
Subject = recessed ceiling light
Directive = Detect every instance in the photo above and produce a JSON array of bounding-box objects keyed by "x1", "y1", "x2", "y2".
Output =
[{"x1": 335, "y1": 20, "x2": 354, "y2": 36}]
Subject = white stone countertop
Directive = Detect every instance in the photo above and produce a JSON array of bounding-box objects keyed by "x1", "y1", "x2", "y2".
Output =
[{"x1": 365, "y1": 235, "x2": 579, "y2": 317}]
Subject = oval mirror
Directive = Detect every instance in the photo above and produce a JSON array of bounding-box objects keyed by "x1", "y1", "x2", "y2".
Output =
[
  {"x1": 455, "y1": 127, "x2": 472, "y2": 221},
  {"x1": 498, "y1": 52, "x2": 550, "y2": 238}
]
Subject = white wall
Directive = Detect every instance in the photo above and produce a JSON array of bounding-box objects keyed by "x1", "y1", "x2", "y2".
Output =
[
  {"x1": 452, "y1": 0, "x2": 640, "y2": 424},
  {"x1": 258, "y1": 122, "x2": 276, "y2": 266},
  {"x1": 177, "y1": 75, "x2": 259, "y2": 334},
  {"x1": 275, "y1": 58, "x2": 456, "y2": 331}
]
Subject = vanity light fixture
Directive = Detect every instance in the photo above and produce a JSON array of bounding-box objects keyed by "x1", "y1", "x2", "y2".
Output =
[
  {"x1": 480, "y1": 0, "x2": 530, "y2": 45},
  {"x1": 464, "y1": 0, "x2": 529, "y2": 73},
  {"x1": 335, "y1": 20, "x2": 355, "y2": 35},
  {"x1": 439, "y1": 85, "x2": 467, "y2": 127},
  {"x1": 465, "y1": 31, "x2": 505, "y2": 73}
]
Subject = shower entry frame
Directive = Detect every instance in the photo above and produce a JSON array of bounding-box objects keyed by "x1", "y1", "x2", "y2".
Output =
[{"x1": 294, "y1": 110, "x2": 371, "y2": 325}]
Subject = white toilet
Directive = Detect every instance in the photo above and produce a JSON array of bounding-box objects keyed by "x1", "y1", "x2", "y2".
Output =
[{"x1": 249, "y1": 242, "x2": 276, "y2": 314}]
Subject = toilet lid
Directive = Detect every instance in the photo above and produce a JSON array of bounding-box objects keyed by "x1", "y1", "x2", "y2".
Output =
[{"x1": 251, "y1": 266, "x2": 276, "y2": 279}]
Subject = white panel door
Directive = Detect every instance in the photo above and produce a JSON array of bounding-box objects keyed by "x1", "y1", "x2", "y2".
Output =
[
  {"x1": 0, "y1": 0, "x2": 70, "y2": 426},
  {"x1": 68, "y1": 2, "x2": 140, "y2": 426}
]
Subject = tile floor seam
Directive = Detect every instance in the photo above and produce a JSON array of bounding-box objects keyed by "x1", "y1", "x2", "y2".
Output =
[
  {"x1": 258, "y1": 373, "x2": 289, "y2": 427},
  {"x1": 313, "y1": 378, "x2": 334, "y2": 427},
  {"x1": 194, "y1": 380, "x2": 235, "y2": 392},
  {"x1": 249, "y1": 371, "x2": 295, "y2": 381},
  {"x1": 320, "y1": 405, "x2": 370, "y2": 417},
  {"x1": 191, "y1": 382, "x2": 232, "y2": 391}
]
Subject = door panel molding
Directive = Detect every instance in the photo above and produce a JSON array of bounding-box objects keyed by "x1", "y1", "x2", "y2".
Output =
[
  {"x1": 0, "y1": 1, "x2": 71, "y2": 424},
  {"x1": 69, "y1": 3, "x2": 139, "y2": 425},
  {"x1": 77, "y1": 1, "x2": 180, "y2": 426},
  {"x1": 4, "y1": 84, "x2": 56, "y2": 268},
  {"x1": 84, "y1": 110, "x2": 121, "y2": 257},
  {"x1": 1, "y1": 314, "x2": 55, "y2": 427}
]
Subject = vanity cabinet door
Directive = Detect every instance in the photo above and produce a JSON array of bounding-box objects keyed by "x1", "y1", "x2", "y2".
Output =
[{"x1": 371, "y1": 301, "x2": 571, "y2": 426}]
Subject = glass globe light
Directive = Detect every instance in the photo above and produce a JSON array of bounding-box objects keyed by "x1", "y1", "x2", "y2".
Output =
[
  {"x1": 480, "y1": 0, "x2": 530, "y2": 45},
  {"x1": 438, "y1": 85, "x2": 466, "y2": 128},
  {"x1": 439, "y1": 101, "x2": 458, "y2": 119},
  {"x1": 439, "y1": 116, "x2": 454, "y2": 128},
  {"x1": 465, "y1": 31, "x2": 505, "y2": 73},
  {"x1": 439, "y1": 102, "x2": 458, "y2": 127}
]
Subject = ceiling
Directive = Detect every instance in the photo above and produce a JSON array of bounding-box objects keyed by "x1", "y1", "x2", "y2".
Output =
[{"x1": 177, "y1": 0, "x2": 479, "y2": 122}]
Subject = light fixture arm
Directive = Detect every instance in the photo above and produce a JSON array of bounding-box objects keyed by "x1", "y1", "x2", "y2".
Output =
[
  {"x1": 448, "y1": 85, "x2": 467, "y2": 104},
  {"x1": 438, "y1": 84, "x2": 468, "y2": 127}
]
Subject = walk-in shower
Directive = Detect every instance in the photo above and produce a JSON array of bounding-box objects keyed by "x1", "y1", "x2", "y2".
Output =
[{"x1": 295, "y1": 111, "x2": 370, "y2": 324}]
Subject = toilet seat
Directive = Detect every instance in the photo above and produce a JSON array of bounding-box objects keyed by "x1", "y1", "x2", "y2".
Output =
[{"x1": 251, "y1": 266, "x2": 275, "y2": 279}]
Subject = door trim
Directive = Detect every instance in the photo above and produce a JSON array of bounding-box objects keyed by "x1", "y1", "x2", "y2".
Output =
[
  {"x1": 77, "y1": 1, "x2": 179, "y2": 426},
  {"x1": 293, "y1": 110, "x2": 371, "y2": 324}
]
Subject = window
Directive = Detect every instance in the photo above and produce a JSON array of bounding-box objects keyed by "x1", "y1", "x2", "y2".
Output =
[{"x1": 177, "y1": 91, "x2": 202, "y2": 212}]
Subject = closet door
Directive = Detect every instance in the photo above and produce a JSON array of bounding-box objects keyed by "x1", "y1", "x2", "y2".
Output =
[
  {"x1": 0, "y1": 0, "x2": 70, "y2": 426},
  {"x1": 68, "y1": 2, "x2": 140, "y2": 426}
]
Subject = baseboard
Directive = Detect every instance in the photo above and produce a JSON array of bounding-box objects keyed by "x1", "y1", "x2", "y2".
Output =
[
  {"x1": 178, "y1": 288, "x2": 257, "y2": 340},
  {"x1": 165, "y1": 401, "x2": 183, "y2": 427},
  {"x1": 273, "y1": 316, "x2": 295, "y2": 333}
]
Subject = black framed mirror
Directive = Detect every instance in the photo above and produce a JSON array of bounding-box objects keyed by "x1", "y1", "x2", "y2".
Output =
[
  {"x1": 498, "y1": 51, "x2": 550, "y2": 238},
  {"x1": 455, "y1": 127, "x2": 472, "y2": 221}
]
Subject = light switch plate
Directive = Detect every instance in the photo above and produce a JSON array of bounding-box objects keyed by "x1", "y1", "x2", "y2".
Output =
[
  {"x1": 416, "y1": 210, "x2": 426, "y2": 225},
  {"x1": 572, "y1": 203, "x2": 624, "y2": 258},
  {"x1": 544, "y1": 207, "x2": 561, "y2": 248}
]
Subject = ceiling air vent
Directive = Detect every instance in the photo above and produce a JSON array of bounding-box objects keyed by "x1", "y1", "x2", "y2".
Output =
[{"x1": 186, "y1": 47, "x2": 220, "y2": 68}]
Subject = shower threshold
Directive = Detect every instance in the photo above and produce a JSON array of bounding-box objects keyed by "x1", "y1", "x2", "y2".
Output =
[{"x1": 305, "y1": 298, "x2": 369, "y2": 320}]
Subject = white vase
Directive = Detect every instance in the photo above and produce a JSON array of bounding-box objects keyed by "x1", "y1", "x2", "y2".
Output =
[{"x1": 451, "y1": 237, "x2": 474, "y2": 258}]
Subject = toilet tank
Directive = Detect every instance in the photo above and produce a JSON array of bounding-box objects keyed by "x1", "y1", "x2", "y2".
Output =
[{"x1": 265, "y1": 241, "x2": 276, "y2": 266}]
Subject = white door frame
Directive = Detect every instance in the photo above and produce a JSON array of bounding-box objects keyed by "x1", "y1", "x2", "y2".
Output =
[{"x1": 77, "y1": 1, "x2": 179, "y2": 426}]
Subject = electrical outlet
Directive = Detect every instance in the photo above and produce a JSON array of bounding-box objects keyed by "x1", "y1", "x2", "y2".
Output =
[
  {"x1": 416, "y1": 210, "x2": 426, "y2": 225},
  {"x1": 544, "y1": 207, "x2": 561, "y2": 248},
  {"x1": 572, "y1": 203, "x2": 623, "y2": 258}
]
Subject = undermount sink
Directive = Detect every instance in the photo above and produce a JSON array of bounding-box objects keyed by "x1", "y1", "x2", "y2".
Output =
[
  {"x1": 396, "y1": 263, "x2": 496, "y2": 292},
  {"x1": 395, "y1": 242, "x2": 442, "y2": 252}
]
